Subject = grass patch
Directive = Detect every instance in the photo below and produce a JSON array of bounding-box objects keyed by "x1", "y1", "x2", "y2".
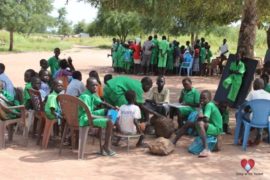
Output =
[{"x1": 0, "y1": 27, "x2": 268, "y2": 58}]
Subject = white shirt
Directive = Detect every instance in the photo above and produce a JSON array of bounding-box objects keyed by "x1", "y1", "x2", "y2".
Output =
[
  {"x1": 245, "y1": 89, "x2": 270, "y2": 101},
  {"x1": 219, "y1": 43, "x2": 228, "y2": 56},
  {"x1": 117, "y1": 104, "x2": 141, "y2": 134},
  {"x1": 66, "y1": 79, "x2": 86, "y2": 97}
]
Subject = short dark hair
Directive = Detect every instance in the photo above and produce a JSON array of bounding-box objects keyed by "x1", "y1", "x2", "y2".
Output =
[
  {"x1": 261, "y1": 73, "x2": 269, "y2": 84},
  {"x1": 125, "y1": 90, "x2": 136, "y2": 103},
  {"x1": 89, "y1": 70, "x2": 101, "y2": 85},
  {"x1": 104, "y1": 74, "x2": 112, "y2": 84},
  {"x1": 141, "y1": 76, "x2": 152, "y2": 86},
  {"x1": 25, "y1": 69, "x2": 37, "y2": 77},
  {"x1": 182, "y1": 77, "x2": 192, "y2": 84},
  {"x1": 30, "y1": 76, "x2": 41, "y2": 84},
  {"x1": 38, "y1": 69, "x2": 48, "y2": 77},
  {"x1": 148, "y1": 36, "x2": 152, "y2": 40},
  {"x1": 201, "y1": 90, "x2": 212, "y2": 100},
  {"x1": 0, "y1": 63, "x2": 5, "y2": 72},
  {"x1": 39, "y1": 59, "x2": 47, "y2": 65},
  {"x1": 72, "y1": 71, "x2": 82, "y2": 80},
  {"x1": 162, "y1": 35, "x2": 166, "y2": 40},
  {"x1": 59, "y1": 59, "x2": 69, "y2": 69},
  {"x1": 154, "y1": 34, "x2": 157, "y2": 39}
]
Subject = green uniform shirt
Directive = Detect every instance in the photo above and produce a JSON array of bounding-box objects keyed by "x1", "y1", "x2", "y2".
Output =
[
  {"x1": 265, "y1": 83, "x2": 270, "y2": 93},
  {"x1": 45, "y1": 91, "x2": 59, "y2": 120},
  {"x1": 1, "y1": 90, "x2": 14, "y2": 102},
  {"x1": 203, "y1": 101, "x2": 223, "y2": 133},
  {"x1": 48, "y1": 56, "x2": 59, "y2": 76},
  {"x1": 200, "y1": 47, "x2": 206, "y2": 63},
  {"x1": 206, "y1": 49, "x2": 212, "y2": 63},
  {"x1": 104, "y1": 76, "x2": 144, "y2": 106},
  {"x1": 167, "y1": 46, "x2": 174, "y2": 70},
  {"x1": 23, "y1": 83, "x2": 32, "y2": 106},
  {"x1": 78, "y1": 90, "x2": 105, "y2": 127},
  {"x1": 230, "y1": 60, "x2": 246, "y2": 75},
  {"x1": 151, "y1": 38, "x2": 159, "y2": 65},
  {"x1": 181, "y1": 87, "x2": 200, "y2": 105}
]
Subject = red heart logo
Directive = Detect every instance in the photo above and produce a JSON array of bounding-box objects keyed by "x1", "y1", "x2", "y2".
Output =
[{"x1": 241, "y1": 159, "x2": 255, "y2": 172}]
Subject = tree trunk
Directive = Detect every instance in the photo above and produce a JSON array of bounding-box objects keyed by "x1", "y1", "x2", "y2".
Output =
[
  {"x1": 237, "y1": 0, "x2": 257, "y2": 58},
  {"x1": 9, "y1": 30, "x2": 14, "y2": 51},
  {"x1": 191, "y1": 32, "x2": 195, "y2": 46},
  {"x1": 267, "y1": 26, "x2": 270, "y2": 49},
  {"x1": 195, "y1": 33, "x2": 198, "y2": 42}
]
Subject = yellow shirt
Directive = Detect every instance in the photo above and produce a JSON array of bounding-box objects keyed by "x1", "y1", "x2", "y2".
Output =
[{"x1": 148, "y1": 87, "x2": 170, "y2": 103}]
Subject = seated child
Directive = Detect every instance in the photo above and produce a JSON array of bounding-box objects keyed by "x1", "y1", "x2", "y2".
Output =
[
  {"x1": 0, "y1": 63, "x2": 15, "y2": 98},
  {"x1": 23, "y1": 69, "x2": 37, "y2": 110},
  {"x1": 0, "y1": 81, "x2": 20, "y2": 119},
  {"x1": 39, "y1": 70, "x2": 51, "y2": 97},
  {"x1": 78, "y1": 78, "x2": 116, "y2": 156},
  {"x1": 31, "y1": 76, "x2": 47, "y2": 102},
  {"x1": 89, "y1": 70, "x2": 103, "y2": 97},
  {"x1": 45, "y1": 79, "x2": 64, "y2": 126},
  {"x1": 172, "y1": 90, "x2": 223, "y2": 158},
  {"x1": 66, "y1": 71, "x2": 86, "y2": 97},
  {"x1": 115, "y1": 90, "x2": 144, "y2": 147}
]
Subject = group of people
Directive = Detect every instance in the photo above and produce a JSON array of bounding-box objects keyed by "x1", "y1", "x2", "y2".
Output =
[
  {"x1": 2, "y1": 44, "x2": 270, "y2": 158},
  {"x1": 111, "y1": 36, "x2": 229, "y2": 76}
]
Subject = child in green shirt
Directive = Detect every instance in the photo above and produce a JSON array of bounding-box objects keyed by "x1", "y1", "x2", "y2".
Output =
[
  {"x1": 48, "y1": 48, "x2": 60, "y2": 76},
  {"x1": 23, "y1": 69, "x2": 36, "y2": 110},
  {"x1": 79, "y1": 78, "x2": 117, "y2": 156}
]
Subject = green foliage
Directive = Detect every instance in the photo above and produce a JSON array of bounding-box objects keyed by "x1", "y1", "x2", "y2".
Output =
[
  {"x1": 95, "y1": 10, "x2": 140, "y2": 42},
  {"x1": 57, "y1": 7, "x2": 72, "y2": 35},
  {"x1": 73, "y1": 20, "x2": 87, "y2": 34}
]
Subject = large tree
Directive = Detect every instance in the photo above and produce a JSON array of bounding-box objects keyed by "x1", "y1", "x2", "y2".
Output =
[{"x1": 0, "y1": 0, "x2": 53, "y2": 51}]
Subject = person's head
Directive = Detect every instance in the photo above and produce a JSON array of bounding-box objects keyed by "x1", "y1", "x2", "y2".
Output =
[
  {"x1": 141, "y1": 77, "x2": 153, "y2": 92},
  {"x1": 104, "y1": 74, "x2": 112, "y2": 85},
  {"x1": 156, "y1": 76, "x2": 165, "y2": 89},
  {"x1": 148, "y1": 36, "x2": 153, "y2": 41},
  {"x1": 86, "y1": 77, "x2": 98, "y2": 93},
  {"x1": 263, "y1": 61, "x2": 270, "y2": 74},
  {"x1": 0, "y1": 63, "x2": 5, "y2": 74},
  {"x1": 186, "y1": 41, "x2": 190, "y2": 46},
  {"x1": 39, "y1": 70, "x2": 50, "y2": 83},
  {"x1": 54, "y1": 48, "x2": 60, "y2": 57},
  {"x1": 72, "y1": 71, "x2": 82, "y2": 81},
  {"x1": 236, "y1": 52, "x2": 243, "y2": 62},
  {"x1": 31, "y1": 76, "x2": 42, "y2": 90},
  {"x1": 24, "y1": 69, "x2": 36, "y2": 83},
  {"x1": 162, "y1": 35, "x2": 166, "y2": 40},
  {"x1": 223, "y1": 38, "x2": 227, "y2": 44},
  {"x1": 253, "y1": 78, "x2": 265, "y2": 90},
  {"x1": 59, "y1": 59, "x2": 69, "y2": 69},
  {"x1": 154, "y1": 34, "x2": 158, "y2": 39},
  {"x1": 52, "y1": 79, "x2": 64, "y2": 93},
  {"x1": 125, "y1": 90, "x2": 136, "y2": 104},
  {"x1": 206, "y1": 45, "x2": 211, "y2": 50},
  {"x1": 200, "y1": 90, "x2": 212, "y2": 106},
  {"x1": 112, "y1": 38, "x2": 116, "y2": 43},
  {"x1": 201, "y1": 37, "x2": 205, "y2": 43},
  {"x1": 89, "y1": 70, "x2": 101, "y2": 85},
  {"x1": 261, "y1": 73, "x2": 269, "y2": 86},
  {"x1": 39, "y1": 59, "x2": 48, "y2": 70},
  {"x1": 182, "y1": 77, "x2": 192, "y2": 91}
]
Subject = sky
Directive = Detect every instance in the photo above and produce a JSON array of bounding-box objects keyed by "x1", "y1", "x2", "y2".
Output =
[{"x1": 51, "y1": 0, "x2": 98, "y2": 25}]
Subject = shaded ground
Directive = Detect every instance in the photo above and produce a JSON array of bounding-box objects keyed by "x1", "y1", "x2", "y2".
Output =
[{"x1": 0, "y1": 46, "x2": 269, "y2": 179}]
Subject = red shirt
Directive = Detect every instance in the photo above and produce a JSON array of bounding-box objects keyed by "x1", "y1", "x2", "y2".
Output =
[{"x1": 130, "y1": 44, "x2": 141, "y2": 60}]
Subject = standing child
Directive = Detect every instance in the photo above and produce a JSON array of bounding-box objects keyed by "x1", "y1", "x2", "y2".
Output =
[
  {"x1": 123, "y1": 44, "x2": 132, "y2": 74},
  {"x1": 48, "y1": 48, "x2": 61, "y2": 77},
  {"x1": 192, "y1": 43, "x2": 200, "y2": 75},
  {"x1": 40, "y1": 59, "x2": 49, "y2": 71},
  {"x1": 115, "y1": 90, "x2": 144, "y2": 147},
  {"x1": 199, "y1": 44, "x2": 207, "y2": 76},
  {"x1": 206, "y1": 45, "x2": 213, "y2": 76},
  {"x1": 150, "y1": 35, "x2": 159, "y2": 74},
  {"x1": 89, "y1": 70, "x2": 103, "y2": 98},
  {"x1": 130, "y1": 39, "x2": 142, "y2": 74},
  {"x1": 166, "y1": 43, "x2": 174, "y2": 75},
  {"x1": 158, "y1": 36, "x2": 169, "y2": 75}
]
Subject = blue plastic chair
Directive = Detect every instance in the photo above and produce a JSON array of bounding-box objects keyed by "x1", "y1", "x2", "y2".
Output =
[
  {"x1": 234, "y1": 99, "x2": 270, "y2": 151},
  {"x1": 179, "y1": 52, "x2": 193, "y2": 76}
]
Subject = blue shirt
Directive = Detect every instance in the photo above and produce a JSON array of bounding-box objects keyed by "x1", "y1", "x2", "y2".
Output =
[{"x1": 0, "y1": 73, "x2": 15, "y2": 98}]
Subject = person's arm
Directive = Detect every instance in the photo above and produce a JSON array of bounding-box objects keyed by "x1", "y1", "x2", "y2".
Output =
[
  {"x1": 101, "y1": 101, "x2": 118, "y2": 110},
  {"x1": 137, "y1": 103, "x2": 164, "y2": 117},
  {"x1": 67, "y1": 57, "x2": 75, "y2": 71},
  {"x1": 179, "y1": 90, "x2": 183, "y2": 103},
  {"x1": 134, "y1": 119, "x2": 143, "y2": 134}
]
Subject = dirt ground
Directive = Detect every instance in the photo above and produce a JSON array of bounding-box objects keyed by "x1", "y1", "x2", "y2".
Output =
[{"x1": 0, "y1": 46, "x2": 269, "y2": 180}]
